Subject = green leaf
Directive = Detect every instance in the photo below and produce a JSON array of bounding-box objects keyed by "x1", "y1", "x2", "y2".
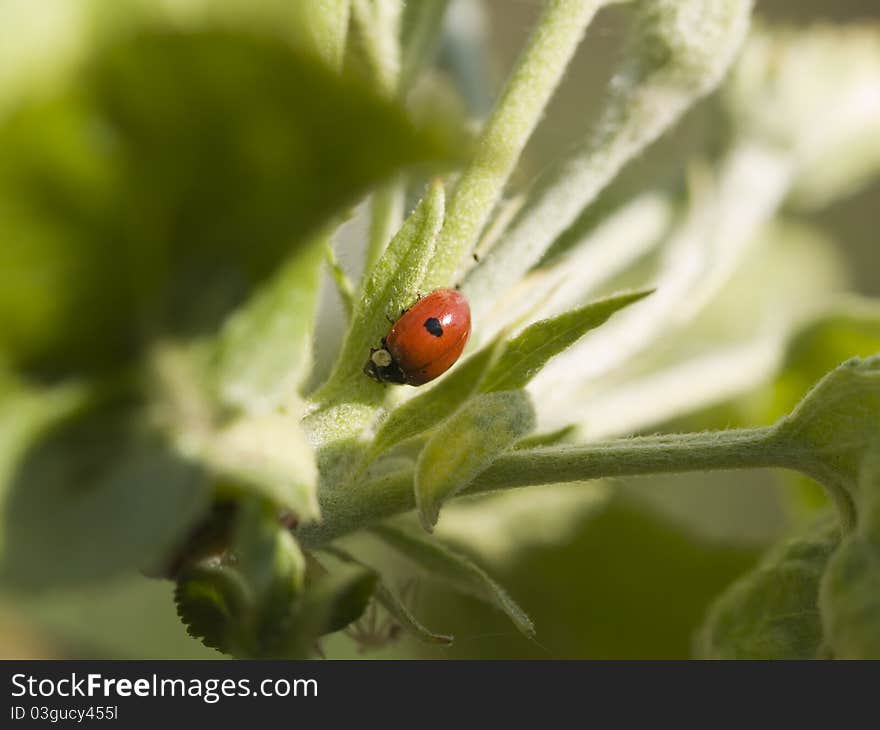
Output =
[
  {"x1": 861, "y1": 442, "x2": 880, "y2": 535},
  {"x1": 292, "y1": 0, "x2": 351, "y2": 69},
  {"x1": 205, "y1": 413, "x2": 320, "y2": 523},
  {"x1": 696, "y1": 519, "x2": 839, "y2": 659},
  {"x1": 212, "y1": 233, "x2": 327, "y2": 413},
  {"x1": 0, "y1": 375, "x2": 90, "y2": 497},
  {"x1": 347, "y1": 0, "x2": 402, "y2": 96},
  {"x1": 177, "y1": 504, "x2": 379, "y2": 657},
  {"x1": 175, "y1": 563, "x2": 251, "y2": 655},
  {"x1": 151, "y1": 342, "x2": 320, "y2": 522},
  {"x1": 317, "y1": 181, "x2": 446, "y2": 398},
  {"x1": 232, "y1": 500, "x2": 306, "y2": 601},
  {"x1": 775, "y1": 355, "x2": 880, "y2": 527},
  {"x1": 819, "y1": 446, "x2": 880, "y2": 659},
  {"x1": 819, "y1": 535, "x2": 880, "y2": 659},
  {"x1": 323, "y1": 237, "x2": 356, "y2": 319},
  {"x1": 1, "y1": 398, "x2": 210, "y2": 589},
  {"x1": 514, "y1": 425, "x2": 577, "y2": 450},
  {"x1": 176, "y1": 501, "x2": 310, "y2": 658},
  {"x1": 0, "y1": 28, "x2": 458, "y2": 378},
  {"x1": 372, "y1": 524, "x2": 535, "y2": 637},
  {"x1": 369, "y1": 333, "x2": 506, "y2": 457},
  {"x1": 479, "y1": 290, "x2": 653, "y2": 393},
  {"x1": 415, "y1": 390, "x2": 535, "y2": 531},
  {"x1": 301, "y1": 563, "x2": 378, "y2": 636}
]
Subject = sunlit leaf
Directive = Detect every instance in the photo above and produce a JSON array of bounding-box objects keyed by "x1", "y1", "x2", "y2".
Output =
[
  {"x1": 369, "y1": 333, "x2": 506, "y2": 457},
  {"x1": 318, "y1": 181, "x2": 445, "y2": 399},
  {"x1": 205, "y1": 413, "x2": 320, "y2": 522},
  {"x1": 212, "y1": 233, "x2": 327, "y2": 413},
  {"x1": 415, "y1": 390, "x2": 535, "y2": 531},
  {"x1": 479, "y1": 291, "x2": 652, "y2": 393},
  {"x1": 0, "y1": 29, "x2": 459, "y2": 378}
]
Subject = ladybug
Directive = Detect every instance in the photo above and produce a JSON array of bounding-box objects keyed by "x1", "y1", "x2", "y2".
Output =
[{"x1": 364, "y1": 288, "x2": 471, "y2": 386}]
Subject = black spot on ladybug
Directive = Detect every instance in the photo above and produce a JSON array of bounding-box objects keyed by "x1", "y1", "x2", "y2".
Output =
[{"x1": 424, "y1": 317, "x2": 443, "y2": 337}]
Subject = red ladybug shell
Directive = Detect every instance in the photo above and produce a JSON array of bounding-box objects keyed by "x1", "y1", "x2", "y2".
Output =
[{"x1": 384, "y1": 289, "x2": 471, "y2": 385}]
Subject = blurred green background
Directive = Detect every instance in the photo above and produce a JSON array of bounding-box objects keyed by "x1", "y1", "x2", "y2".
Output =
[{"x1": 1, "y1": 0, "x2": 878, "y2": 659}]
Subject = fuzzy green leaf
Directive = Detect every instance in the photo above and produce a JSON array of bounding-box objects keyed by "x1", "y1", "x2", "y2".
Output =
[
  {"x1": 372, "y1": 524, "x2": 534, "y2": 637},
  {"x1": 0, "y1": 28, "x2": 458, "y2": 378},
  {"x1": 0, "y1": 375, "x2": 89, "y2": 498},
  {"x1": 175, "y1": 563, "x2": 251, "y2": 655},
  {"x1": 415, "y1": 390, "x2": 535, "y2": 531},
  {"x1": 369, "y1": 333, "x2": 506, "y2": 457},
  {"x1": 820, "y1": 535, "x2": 880, "y2": 659},
  {"x1": 316, "y1": 181, "x2": 446, "y2": 398},
  {"x1": 1, "y1": 399, "x2": 210, "y2": 590},
  {"x1": 775, "y1": 355, "x2": 880, "y2": 526},
  {"x1": 205, "y1": 413, "x2": 319, "y2": 522},
  {"x1": 696, "y1": 519, "x2": 839, "y2": 659},
  {"x1": 514, "y1": 426, "x2": 577, "y2": 450},
  {"x1": 425, "y1": 0, "x2": 605, "y2": 289},
  {"x1": 819, "y1": 446, "x2": 880, "y2": 659},
  {"x1": 479, "y1": 290, "x2": 653, "y2": 393},
  {"x1": 301, "y1": 563, "x2": 378, "y2": 636},
  {"x1": 212, "y1": 233, "x2": 327, "y2": 413},
  {"x1": 176, "y1": 502, "x2": 310, "y2": 658},
  {"x1": 232, "y1": 501, "x2": 307, "y2": 602},
  {"x1": 176, "y1": 506, "x2": 377, "y2": 657},
  {"x1": 461, "y1": 0, "x2": 751, "y2": 322}
]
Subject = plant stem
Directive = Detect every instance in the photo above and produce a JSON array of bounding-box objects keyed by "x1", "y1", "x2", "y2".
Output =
[
  {"x1": 323, "y1": 239, "x2": 355, "y2": 319},
  {"x1": 473, "y1": 427, "x2": 783, "y2": 488},
  {"x1": 424, "y1": 0, "x2": 605, "y2": 289},
  {"x1": 464, "y1": 0, "x2": 754, "y2": 324},
  {"x1": 297, "y1": 424, "x2": 857, "y2": 546}
]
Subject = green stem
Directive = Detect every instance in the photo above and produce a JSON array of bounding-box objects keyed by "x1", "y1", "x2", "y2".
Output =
[
  {"x1": 475, "y1": 427, "x2": 783, "y2": 486},
  {"x1": 463, "y1": 0, "x2": 754, "y2": 323},
  {"x1": 298, "y1": 424, "x2": 856, "y2": 546},
  {"x1": 323, "y1": 239, "x2": 355, "y2": 319},
  {"x1": 424, "y1": 0, "x2": 605, "y2": 289}
]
